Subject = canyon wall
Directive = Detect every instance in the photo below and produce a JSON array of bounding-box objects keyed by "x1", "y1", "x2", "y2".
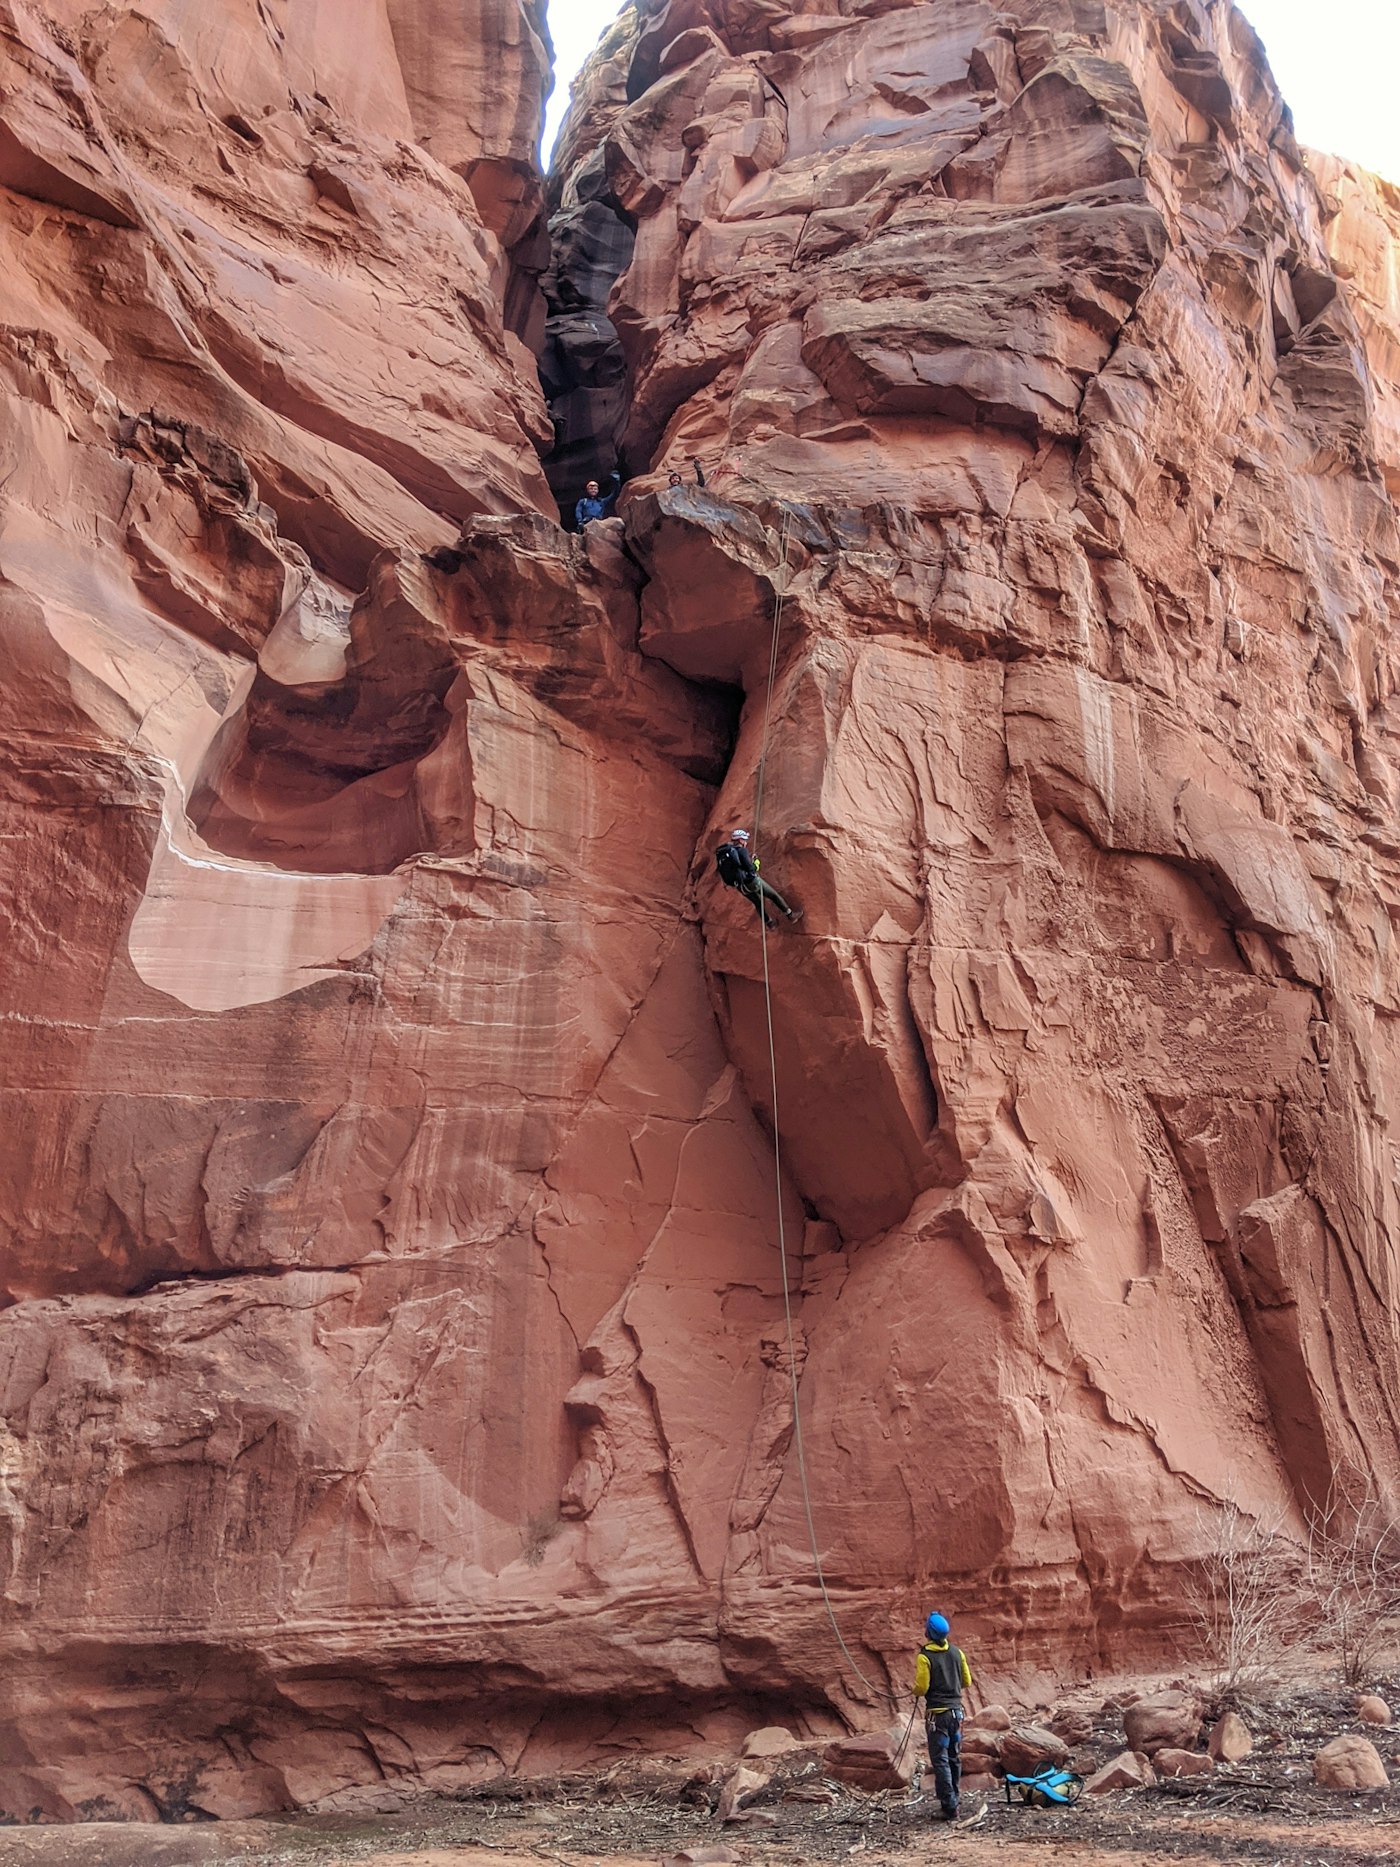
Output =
[
  {"x1": 1312, "y1": 151, "x2": 1400, "y2": 491},
  {"x1": 4, "y1": 0, "x2": 1400, "y2": 1825}
]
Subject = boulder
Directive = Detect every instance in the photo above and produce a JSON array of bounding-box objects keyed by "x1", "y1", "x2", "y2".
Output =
[
  {"x1": 783, "y1": 1783, "x2": 836, "y2": 1806},
  {"x1": 1208, "y1": 1711, "x2": 1253, "y2": 1762},
  {"x1": 999, "y1": 1725, "x2": 1072, "y2": 1776},
  {"x1": 965, "y1": 1703, "x2": 1013, "y2": 1733},
  {"x1": 1085, "y1": 1751, "x2": 1156, "y2": 1793},
  {"x1": 821, "y1": 1731, "x2": 915, "y2": 1792},
  {"x1": 961, "y1": 1726, "x2": 1004, "y2": 1755},
  {"x1": 715, "y1": 1761, "x2": 770, "y2": 1821},
  {"x1": 961, "y1": 1771, "x2": 999, "y2": 1794},
  {"x1": 1048, "y1": 1708, "x2": 1095, "y2": 1746},
  {"x1": 1357, "y1": 1696, "x2": 1393, "y2": 1727},
  {"x1": 742, "y1": 1726, "x2": 801, "y2": 1759},
  {"x1": 1123, "y1": 1691, "x2": 1202, "y2": 1757},
  {"x1": 1154, "y1": 1748, "x2": 1214, "y2": 1778},
  {"x1": 959, "y1": 1732, "x2": 1004, "y2": 1779},
  {"x1": 1315, "y1": 1735, "x2": 1389, "y2": 1791}
]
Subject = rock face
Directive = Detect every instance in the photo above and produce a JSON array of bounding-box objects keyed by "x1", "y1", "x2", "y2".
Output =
[
  {"x1": 1313, "y1": 154, "x2": 1400, "y2": 494},
  {"x1": 5, "y1": 0, "x2": 1400, "y2": 1829},
  {"x1": 384, "y1": 0, "x2": 554, "y2": 344}
]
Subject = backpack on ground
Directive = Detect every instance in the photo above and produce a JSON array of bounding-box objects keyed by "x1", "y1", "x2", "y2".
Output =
[{"x1": 1002, "y1": 1766, "x2": 1084, "y2": 1808}]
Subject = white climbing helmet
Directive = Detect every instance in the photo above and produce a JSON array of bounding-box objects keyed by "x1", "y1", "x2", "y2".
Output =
[{"x1": 730, "y1": 828, "x2": 750, "y2": 843}]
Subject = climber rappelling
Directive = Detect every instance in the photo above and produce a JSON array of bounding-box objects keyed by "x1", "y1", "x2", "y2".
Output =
[{"x1": 714, "y1": 827, "x2": 801, "y2": 929}]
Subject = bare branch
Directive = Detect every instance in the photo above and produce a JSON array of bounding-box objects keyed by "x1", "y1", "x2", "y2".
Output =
[{"x1": 1183, "y1": 1488, "x2": 1301, "y2": 1700}]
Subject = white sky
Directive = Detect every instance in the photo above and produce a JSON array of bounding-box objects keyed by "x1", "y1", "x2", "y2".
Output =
[
  {"x1": 542, "y1": 0, "x2": 1400, "y2": 182},
  {"x1": 543, "y1": 0, "x2": 626, "y2": 162},
  {"x1": 1244, "y1": 0, "x2": 1399, "y2": 181}
]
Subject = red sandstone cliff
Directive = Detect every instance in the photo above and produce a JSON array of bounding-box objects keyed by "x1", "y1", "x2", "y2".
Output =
[{"x1": 4, "y1": 0, "x2": 1400, "y2": 1825}]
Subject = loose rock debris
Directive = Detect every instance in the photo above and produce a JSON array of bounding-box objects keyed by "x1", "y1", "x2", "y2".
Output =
[{"x1": 4, "y1": 1682, "x2": 1400, "y2": 1867}]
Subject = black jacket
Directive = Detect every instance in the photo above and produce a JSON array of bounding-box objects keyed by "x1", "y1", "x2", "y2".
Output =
[{"x1": 715, "y1": 840, "x2": 758, "y2": 887}]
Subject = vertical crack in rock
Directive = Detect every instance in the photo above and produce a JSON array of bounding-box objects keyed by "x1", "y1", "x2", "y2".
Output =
[
  {"x1": 541, "y1": 13, "x2": 638, "y2": 513},
  {"x1": 619, "y1": 1305, "x2": 707, "y2": 1584}
]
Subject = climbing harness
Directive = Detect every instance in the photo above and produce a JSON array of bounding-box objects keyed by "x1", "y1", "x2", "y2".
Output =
[{"x1": 751, "y1": 506, "x2": 897, "y2": 1713}]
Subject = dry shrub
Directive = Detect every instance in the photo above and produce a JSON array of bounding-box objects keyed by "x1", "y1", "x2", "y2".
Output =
[
  {"x1": 1304, "y1": 1483, "x2": 1400, "y2": 1684},
  {"x1": 523, "y1": 1508, "x2": 560, "y2": 1567},
  {"x1": 1185, "y1": 1492, "x2": 1302, "y2": 1698},
  {"x1": 1188, "y1": 1479, "x2": 1400, "y2": 1693}
]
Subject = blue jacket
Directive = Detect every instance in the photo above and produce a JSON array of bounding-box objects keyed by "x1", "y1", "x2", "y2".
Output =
[{"x1": 575, "y1": 471, "x2": 621, "y2": 527}]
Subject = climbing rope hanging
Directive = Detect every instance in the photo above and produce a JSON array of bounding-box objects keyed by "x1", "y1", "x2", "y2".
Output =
[{"x1": 750, "y1": 506, "x2": 894, "y2": 1711}]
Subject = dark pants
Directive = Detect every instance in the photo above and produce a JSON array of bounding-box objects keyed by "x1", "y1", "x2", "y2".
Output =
[
  {"x1": 738, "y1": 876, "x2": 793, "y2": 926},
  {"x1": 926, "y1": 1707, "x2": 962, "y2": 1815}
]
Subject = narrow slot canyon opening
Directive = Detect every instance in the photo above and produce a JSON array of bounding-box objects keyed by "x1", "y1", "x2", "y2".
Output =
[{"x1": 538, "y1": 4, "x2": 637, "y2": 522}]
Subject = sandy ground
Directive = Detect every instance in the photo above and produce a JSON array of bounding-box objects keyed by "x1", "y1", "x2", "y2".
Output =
[{"x1": 4, "y1": 1784, "x2": 1400, "y2": 1867}]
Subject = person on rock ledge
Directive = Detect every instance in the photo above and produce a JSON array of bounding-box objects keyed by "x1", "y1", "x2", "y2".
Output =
[
  {"x1": 574, "y1": 469, "x2": 621, "y2": 528},
  {"x1": 916, "y1": 1611, "x2": 974, "y2": 1822},
  {"x1": 714, "y1": 827, "x2": 801, "y2": 929},
  {"x1": 668, "y1": 458, "x2": 706, "y2": 488}
]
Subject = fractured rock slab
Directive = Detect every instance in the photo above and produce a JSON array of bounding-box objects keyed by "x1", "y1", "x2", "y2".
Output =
[
  {"x1": 1208, "y1": 1712, "x2": 1254, "y2": 1762},
  {"x1": 1085, "y1": 1751, "x2": 1156, "y2": 1794},
  {"x1": 1154, "y1": 1748, "x2": 1214, "y2": 1779},
  {"x1": 1123, "y1": 1693, "x2": 1203, "y2": 1759}
]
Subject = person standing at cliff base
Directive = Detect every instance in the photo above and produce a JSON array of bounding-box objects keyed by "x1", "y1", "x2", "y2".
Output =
[
  {"x1": 714, "y1": 828, "x2": 801, "y2": 928},
  {"x1": 575, "y1": 470, "x2": 621, "y2": 527},
  {"x1": 916, "y1": 1611, "x2": 973, "y2": 1821}
]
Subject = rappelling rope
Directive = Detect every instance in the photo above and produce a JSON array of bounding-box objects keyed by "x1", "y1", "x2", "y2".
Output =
[{"x1": 750, "y1": 506, "x2": 897, "y2": 1714}]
